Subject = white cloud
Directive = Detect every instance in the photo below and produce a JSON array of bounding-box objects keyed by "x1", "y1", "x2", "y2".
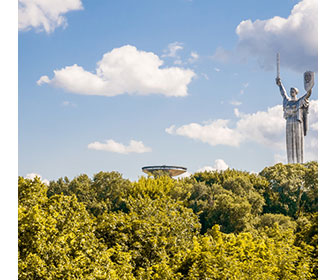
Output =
[
  {"x1": 234, "y1": 108, "x2": 240, "y2": 117},
  {"x1": 197, "y1": 159, "x2": 229, "y2": 172},
  {"x1": 165, "y1": 120, "x2": 243, "y2": 147},
  {"x1": 25, "y1": 173, "x2": 49, "y2": 185},
  {"x1": 19, "y1": 0, "x2": 83, "y2": 33},
  {"x1": 162, "y1": 43, "x2": 199, "y2": 65},
  {"x1": 236, "y1": 0, "x2": 317, "y2": 72},
  {"x1": 307, "y1": 98, "x2": 318, "y2": 131},
  {"x1": 88, "y1": 139, "x2": 152, "y2": 154},
  {"x1": 236, "y1": 104, "x2": 285, "y2": 149},
  {"x1": 37, "y1": 45, "x2": 195, "y2": 97},
  {"x1": 166, "y1": 100, "x2": 318, "y2": 160},
  {"x1": 162, "y1": 42, "x2": 184, "y2": 58},
  {"x1": 37, "y1": 75, "x2": 50, "y2": 85}
]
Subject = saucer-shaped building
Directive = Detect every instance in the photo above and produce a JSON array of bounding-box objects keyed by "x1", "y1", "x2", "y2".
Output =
[{"x1": 142, "y1": 165, "x2": 187, "y2": 177}]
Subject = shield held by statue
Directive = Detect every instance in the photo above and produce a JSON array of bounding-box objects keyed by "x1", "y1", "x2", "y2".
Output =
[{"x1": 304, "y1": 71, "x2": 314, "y2": 91}]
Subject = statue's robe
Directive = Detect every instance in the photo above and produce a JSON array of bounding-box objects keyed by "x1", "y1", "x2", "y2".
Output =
[{"x1": 282, "y1": 95, "x2": 309, "y2": 163}]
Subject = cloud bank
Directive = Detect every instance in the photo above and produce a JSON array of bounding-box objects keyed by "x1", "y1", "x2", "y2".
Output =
[
  {"x1": 236, "y1": 0, "x2": 317, "y2": 72},
  {"x1": 166, "y1": 100, "x2": 318, "y2": 160},
  {"x1": 197, "y1": 159, "x2": 229, "y2": 172},
  {"x1": 19, "y1": 0, "x2": 83, "y2": 33},
  {"x1": 88, "y1": 139, "x2": 152, "y2": 154},
  {"x1": 38, "y1": 45, "x2": 195, "y2": 97}
]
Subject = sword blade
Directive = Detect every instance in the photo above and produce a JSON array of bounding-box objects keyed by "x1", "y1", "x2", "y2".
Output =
[{"x1": 276, "y1": 53, "x2": 280, "y2": 78}]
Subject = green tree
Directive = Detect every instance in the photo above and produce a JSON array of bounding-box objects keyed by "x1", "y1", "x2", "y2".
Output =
[
  {"x1": 179, "y1": 225, "x2": 314, "y2": 280},
  {"x1": 48, "y1": 171, "x2": 132, "y2": 216},
  {"x1": 185, "y1": 170, "x2": 267, "y2": 233},
  {"x1": 19, "y1": 177, "x2": 129, "y2": 279},
  {"x1": 254, "y1": 213, "x2": 297, "y2": 233},
  {"x1": 19, "y1": 164, "x2": 317, "y2": 280},
  {"x1": 95, "y1": 194, "x2": 201, "y2": 279},
  {"x1": 260, "y1": 162, "x2": 318, "y2": 218},
  {"x1": 294, "y1": 213, "x2": 318, "y2": 278}
]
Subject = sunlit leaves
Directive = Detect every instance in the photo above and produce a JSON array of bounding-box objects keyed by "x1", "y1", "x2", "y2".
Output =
[{"x1": 19, "y1": 162, "x2": 318, "y2": 279}]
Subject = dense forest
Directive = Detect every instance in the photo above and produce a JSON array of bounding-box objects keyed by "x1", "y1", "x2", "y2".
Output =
[{"x1": 18, "y1": 162, "x2": 318, "y2": 279}]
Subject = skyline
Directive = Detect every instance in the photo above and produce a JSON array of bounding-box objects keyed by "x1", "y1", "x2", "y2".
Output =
[{"x1": 18, "y1": 0, "x2": 318, "y2": 182}]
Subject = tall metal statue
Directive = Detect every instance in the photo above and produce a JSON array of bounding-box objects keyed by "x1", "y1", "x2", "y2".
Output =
[{"x1": 275, "y1": 53, "x2": 314, "y2": 163}]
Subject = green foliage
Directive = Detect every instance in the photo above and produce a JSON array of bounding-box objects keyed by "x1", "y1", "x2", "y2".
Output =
[
  {"x1": 19, "y1": 162, "x2": 318, "y2": 279},
  {"x1": 260, "y1": 162, "x2": 318, "y2": 218},
  {"x1": 19, "y1": 177, "x2": 128, "y2": 279},
  {"x1": 255, "y1": 213, "x2": 297, "y2": 234},
  {"x1": 185, "y1": 169, "x2": 267, "y2": 233},
  {"x1": 95, "y1": 195, "x2": 200, "y2": 278},
  {"x1": 294, "y1": 213, "x2": 318, "y2": 278},
  {"x1": 48, "y1": 171, "x2": 132, "y2": 216},
  {"x1": 19, "y1": 176, "x2": 48, "y2": 207},
  {"x1": 180, "y1": 225, "x2": 313, "y2": 280}
]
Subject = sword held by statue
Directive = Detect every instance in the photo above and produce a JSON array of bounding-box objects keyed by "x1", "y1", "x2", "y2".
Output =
[{"x1": 276, "y1": 53, "x2": 280, "y2": 79}]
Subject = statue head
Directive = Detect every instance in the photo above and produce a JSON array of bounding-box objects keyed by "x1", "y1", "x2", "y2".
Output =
[{"x1": 290, "y1": 87, "x2": 299, "y2": 99}]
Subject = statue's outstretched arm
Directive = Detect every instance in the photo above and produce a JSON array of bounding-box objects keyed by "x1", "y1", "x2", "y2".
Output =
[{"x1": 276, "y1": 78, "x2": 289, "y2": 100}]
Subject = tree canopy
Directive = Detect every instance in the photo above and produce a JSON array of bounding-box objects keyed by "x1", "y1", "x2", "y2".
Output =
[{"x1": 19, "y1": 162, "x2": 318, "y2": 279}]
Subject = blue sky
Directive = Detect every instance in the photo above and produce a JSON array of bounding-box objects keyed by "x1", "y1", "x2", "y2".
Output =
[{"x1": 18, "y1": 0, "x2": 318, "y2": 182}]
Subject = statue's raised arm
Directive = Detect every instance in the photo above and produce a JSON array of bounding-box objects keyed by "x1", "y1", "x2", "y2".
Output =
[
  {"x1": 303, "y1": 89, "x2": 312, "y2": 101},
  {"x1": 276, "y1": 77, "x2": 289, "y2": 100}
]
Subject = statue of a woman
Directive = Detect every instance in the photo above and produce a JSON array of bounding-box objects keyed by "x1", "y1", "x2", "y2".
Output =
[{"x1": 276, "y1": 77, "x2": 312, "y2": 163}]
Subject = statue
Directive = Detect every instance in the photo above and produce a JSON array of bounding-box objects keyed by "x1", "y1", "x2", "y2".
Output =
[{"x1": 275, "y1": 54, "x2": 313, "y2": 163}]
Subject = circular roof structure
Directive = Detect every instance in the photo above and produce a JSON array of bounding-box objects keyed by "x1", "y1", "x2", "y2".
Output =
[{"x1": 142, "y1": 165, "x2": 187, "y2": 177}]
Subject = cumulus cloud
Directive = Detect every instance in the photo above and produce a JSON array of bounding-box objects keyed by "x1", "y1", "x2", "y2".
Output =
[
  {"x1": 236, "y1": 0, "x2": 317, "y2": 72},
  {"x1": 165, "y1": 120, "x2": 243, "y2": 147},
  {"x1": 166, "y1": 100, "x2": 318, "y2": 160},
  {"x1": 25, "y1": 173, "x2": 49, "y2": 185},
  {"x1": 236, "y1": 105, "x2": 285, "y2": 149},
  {"x1": 38, "y1": 45, "x2": 195, "y2": 97},
  {"x1": 197, "y1": 159, "x2": 229, "y2": 172},
  {"x1": 88, "y1": 139, "x2": 152, "y2": 154},
  {"x1": 19, "y1": 0, "x2": 83, "y2": 33}
]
